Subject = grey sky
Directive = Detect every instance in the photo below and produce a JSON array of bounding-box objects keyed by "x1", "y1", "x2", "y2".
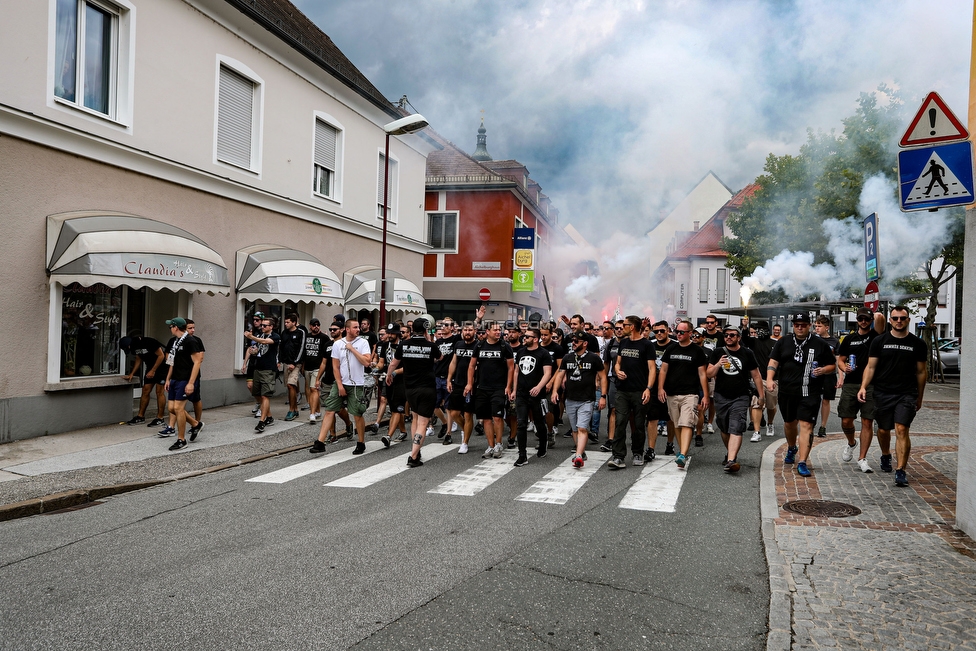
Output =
[{"x1": 297, "y1": 0, "x2": 973, "y2": 244}]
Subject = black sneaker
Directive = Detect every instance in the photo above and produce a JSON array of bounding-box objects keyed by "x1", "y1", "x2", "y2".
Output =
[
  {"x1": 760, "y1": 415, "x2": 767, "y2": 427},
  {"x1": 255, "y1": 420, "x2": 266, "y2": 432},
  {"x1": 168, "y1": 438, "x2": 187, "y2": 451},
  {"x1": 694, "y1": 435, "x2": 704, "y2": 447},
  {"x1": 404, "y1": 415, "x2": 413, "y2": 424},
  {"x1": 563, "y1": 429, "x2": 574, "y2": 438},
  {"x1": 588, "y1": 432, "x2": 599, "y2": 444},
  {"x1": 894, "y1": 469, "x2": 908, "y2": 486},
  {"x1": 664, "y1": 443, "x2": 675, "y2": 456},
  {"x1": 536, "y1": 443, "x2": 547, "y2": 458},
  {"x1": 365, "y1": 423, "x2": 379, "y2": 434},
  {"x1": 507, "y1": 438, "x2": 517, "y2": 449},
  {"x1": 381, "y1": 435, "x2": 390, "y2": 448},
  {"x1": 514, "y1": 455, "x2": 529, "y2": 467},
  {"x1": 475, "y1": 423, "x2": 485, "y2": 436},
  {"x1": 147, "y1": 418, "x2": 165, "y2": 427},
  {"x1": 310, "y1": 440, "x2": 326, "y2": 454},
  {"x1": 189, "y1": 421, "x2": 204, "y2": 441},
  {"x1": 880, "y1": 454, "x2": 893, "y2": 473},
  {"x1": 644, "y1": 448, "x2": 656, "y2": 463},
  {"x1": 406, "y1": 455, "x2": 423, "y2": 467},
  {"x1": 600, "y1": 440, "x2": 613, "y2": 453},
  {"x1": 126, "y1": 416, "x2": 145, "y2": 425},
  {"x1": 817, "y1": 426, "x2": 827, "y2": 438},
  {"x1": 352, "y1": 442, "x2": 366, "y2": 455},
  {"x1": 265, "y1": 416, "x2": 274, "y2": 426},
  {"x1": 443, "y1": 434, "x2": 453, "y2": 445},
  {"x1": 438, "y1": 424, "x2": 447, "y2": 439}
]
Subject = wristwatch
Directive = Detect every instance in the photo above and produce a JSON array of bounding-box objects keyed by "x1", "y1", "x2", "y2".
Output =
[{"x1": 600, "y1": 394, "x2": 607, "y2": 399}]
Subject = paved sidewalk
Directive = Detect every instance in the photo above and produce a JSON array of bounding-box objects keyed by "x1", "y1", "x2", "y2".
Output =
[{"x1": 760, "y1": 389, "x2": 976, "y2": 650}]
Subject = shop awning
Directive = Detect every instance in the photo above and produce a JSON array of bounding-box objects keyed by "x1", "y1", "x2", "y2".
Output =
[
  {"x1": 236, "y1": 245, "x2": 343, "y2": 304},
  {"x1": 46, "y1": 212, "x2": 230, "y2": 294},
  {"x1": 343, "y1": 266, "x2": 426, "y2": 314}
]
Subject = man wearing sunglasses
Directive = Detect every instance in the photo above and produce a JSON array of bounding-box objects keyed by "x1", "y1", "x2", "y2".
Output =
[
  {"x1": 608, "y1": 315, "x2": 655, "y2": 469},
  {"x1": 857, "y1": 306, "x2": 928, "y2": 487},
  {"x1": 707, "y1": 325, "x2": 764, "y2": 473},
  {"x1": 766, "y1": 313, "x2": 836, "y2": 477},
  {"x1": 647, "y1": 320, "x2": 676, "y2": 458},
  {"x1": 245, "y1": 317, "x2": 280, "y2": 434},
  {"x1": 836, "y1": 307, "x2": 886, "y2": 472},
  {"x1": 701, "y1": 315, "x2": 723, "y2": 436},
  {"x1": 657, "y1": 320, "x2": 709, "y2": 469},
  {"x1": 600, "y1": 320, "x2": 626, "y2": 453}
]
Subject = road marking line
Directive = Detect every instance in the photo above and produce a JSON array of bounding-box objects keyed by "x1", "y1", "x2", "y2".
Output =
[
  {"x1": 325, "y1": 444, "x2": 458, "y2": 488},
  {"x1": 428, "y1": 457, "x2": 518, "y2": 496},
  {"x1": 617, "y1": 457, "x2": 690, "y2": 512},
  {"x1": 515, "y1": 451, "x2": 610, "y2": 505},
  {"x1": 246, "y1": 440, "x2": 396, "y2": 483}
]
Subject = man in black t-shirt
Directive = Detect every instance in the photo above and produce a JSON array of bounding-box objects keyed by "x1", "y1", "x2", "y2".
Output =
[
  {"x1": 245, "y1": 316, "x2": 281, "y2": 433},
  {"x1": 540, "y1": 324, "x2": 565, "y2": 449},
  {"x1": 836, "y1": 307, "x2": 886, "y2": 472},
  {"x1": 767, "y1": 313, "x2": 836, "y2": 478},
  {"x1": 552, "y1": 333, "x2": 606, "y2": 469},
  {"x1": 648, "y1": 320, "x2": 676, "y2": 457},
  {"x1": 369, "y1": 326, "x2": 407, "y2": 442},
  {"x1": 813, "y1": 315, "x2": 840, "y2": 438},
  {"x1": 163, "y1": 317, "x2": 204, "y2": 451},
  {"x1": 706, "y1": 325, "x2": 764, "y2": 474},
  {"x1": 700, "y1": 314, "x2": 722, "y2": 434},
  {"x1": 504, "y1": 324, "x2": 525, "y2": 447},
  {"x1": 658, "y1": 320, "x2": 709, "y2": 469},
  {"x1": 433, "y1": 319, "x2": 459, "y2": 440},
  {"x1": 742, "y1": 319, "x2": 779, "y2": 440},
  {"x1": 858, "y1": 305, "x2": 928, "y2": 487},
  {"x1": 121, "y1": 333, "x2": 167, "y2": 426},
  {"x1": 600, "y1": 320, "x2": 625, "y2": 453},
  {"x1": 512, "y1": 329, "x2": 554, "y2": 466},
  {"x1": 466, "y1": 322, "x2": 515, "y2": 459},
  {"x1": 610, "y1": 315, "x2": 655, "y2": 469},
  {"x1": 387, "y1": 319, "x2": 441, "y2": 467},
  {"x1": 303, "y1": 318, "x2": 327, "y2": 422},
  {"x1": 447, "y1": 323, "x2": 479, "y2": 454},
  {"x1": 360, "y1": 318, "x2": 378, "y2": 356}
]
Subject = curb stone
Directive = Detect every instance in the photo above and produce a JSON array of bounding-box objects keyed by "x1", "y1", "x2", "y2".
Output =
[{"x1": 760, "y1": 438, "x2": 793, "y2": 651}]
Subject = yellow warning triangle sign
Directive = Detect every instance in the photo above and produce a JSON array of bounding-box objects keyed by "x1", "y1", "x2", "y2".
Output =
[{"x1": 901, "y1": 92, "x2": 968, "y2": 147}]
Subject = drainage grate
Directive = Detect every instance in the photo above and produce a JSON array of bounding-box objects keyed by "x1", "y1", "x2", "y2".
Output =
[{"x1": 782, "y1": 500, "x2": 861, "y2": 518}]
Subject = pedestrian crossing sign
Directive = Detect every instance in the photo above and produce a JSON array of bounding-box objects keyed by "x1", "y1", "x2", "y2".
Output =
[{"x1": 897, "y1": 140, "x2": 975, "y2": 211}]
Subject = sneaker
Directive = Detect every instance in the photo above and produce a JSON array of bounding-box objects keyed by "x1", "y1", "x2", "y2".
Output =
[
  {"x1": 438, "y1": 424, "x2": 447, "y2": 438},
  {"x1": 394, "y1": 431, "x2": 408, "y2": 443},
  {"x1": 563, "y1": 429, "x2": 574, "y2": 438},
  {"x1": 251, "y1": 405, "x2": 261, "y2": 415},
  {"x1": 426, "y1": 426, "x2": 435, "y2": 437},
  {"x1": 483, "y1": 447, "x2": 494, "y2": 459},
  {"x1": 381, "y1": 435, "x2": 391, "y2": 449},
  {"x1": 309, "y1": 413, "x2": 319, "y2": 423},
  {"x1": 451, "y1": 422, "x2": 459, "y2": 433},
  {"x1": 536, "y1": 444, "x2": 547, "y2": 459},
  {"x1": 126, "y1": 416, "x2": 146, "y2": 425},
  {"x1": 694, "y1": 435, "x2": 704, "y2": 447},
  {"x1": 157, "y1": 426, "x2": 176, "y2": 437},
  {"x1": 857, "y1": 458, "x2": 873, "y2": 473},
  {"x1": 475, "y1": 423, "x2": 484, "y2": 436},
  {"x1": 633, "y1": 454, "x2": 645, "y2": 467},
  {"x1": 265, "y1": 416, "x2": 274, "y2": 426},
  {"x1": 507, "y1": 438, "x2": 516, "y2": 449},
  {"x1": 514, "y1": 455, "x2": 529, "y2": 467},
  {"x1": 724, "y1": 459, "x2": 741, "y2": 473},
  {"x1": 588, "y1": 432, "x2": 599, "y2": 444},
  {"x1": 443, "y1": 434, "x2": 453, "y2": 445},
  {"x1": 407, "y1": 455, "x2": 424, "y2": 468},
  {"x1": 582, "y1": 452, "x2": 587, "y2": 461},
  {"x1": 797, "y1": 462, "x2": 812, "y2": 477},
  {"x1": 147, "y1": 418, "x2": 165, "y2": 427},
  {"x1": 352, "y1": 442, "x2": 366, "y2": 455},
  {"x1": 880, "y1": 454, "x2": 893, "y2": 473},
  {"x1": 255, "y1": 420, "x2": 266, "y2": 433},
  {"x1": 310, "y1": 440, "x2": 326, "y2": 454},
  {"x1": 657, "y1": 422, "x2": 666, "y2": 436},
  {"x1": 188, "y1": 421, "x2": 204, "y2": 442},
  {"x1": 675, "y1": 453, "x2": 686, "y2": 468},
  {"x1": 664, "y1": 443, "x2": 675, "y2": 456},
  {"x1": 600, "y1": 440, "x2": 613, "y2": 453},
  {"x1": 750, "y1": 432, "x2": 762, "y2": 443},
  {"x1": 365, "y1": 423, "x2": 379, "y2": 434},
  {"x1": 766, "y1": 424, "x2": 775, "y2": 437},
  {"x1": 168, "y1": 438, "x2": 187, "y2": 451},
  {"x1": 842, "y1": 443, "x2": 856, "y2": 462},
  {"x1": 894, "y1": 469, "x2": 908, "y2": 487},
  {"x1": 254, "y1": 409, "x2": 262, "y2": 418},
  {"x1": 817, "y1": 426, "x2": 827, "y2": 438},
  {"x1": 404, "y1": 415, "x2": 412, "y2": 424},
  {"x1": 572, "y1": 455, "x2": 584, "y2": 469},
  {"x1": 494, "y1": 442, "x2": 504, "y2": 457},
  {"x1": 607, "y1": 457, "x2": 626, "y2": 470},
  {"x1": 285, "y1": 411, "x2": 297, "y2": 422},
  {"x1": 547, "y1": 433, "x2": 556, "y2": 448},
  {"x1": 643, "y1": 448, "x2": 656, "y2": 463},
  {"x1": 527, "y1": 421, "x2": 536, "y2": 433},
  {"x1": 706, "y1": 423, "x2": 714, "y2": 434},
  {"x1": 784, "y1": 446, "x2": 798, "y2": 464},
  {"x1": 458, "y1": 443, "x2": 469, "y2": 454}
]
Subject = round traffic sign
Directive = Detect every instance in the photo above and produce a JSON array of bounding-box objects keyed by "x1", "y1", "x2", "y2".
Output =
[
  {"x1": 479, "y1": 287, "x2": 491, "y2": 301},
  {"x1": 864, "y1": 281, "x2": 880, "y2": 312}
]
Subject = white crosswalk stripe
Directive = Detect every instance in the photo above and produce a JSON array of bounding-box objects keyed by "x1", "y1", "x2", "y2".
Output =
[
  {"x1": 515, "y1": 451, "x2": 611, "y2": 505},
  {"x1": 245, "y1": 440, "x2": 397, "y2": 484},
  {"x1": 428, "y1": 457, "x2": 518, "y2": 496},
  {"x1": 618, "y1": 457, "x2": 691, "y2": 512},
  {"x1": 325, "y1": 444, "x2": 458, "y2": 488}
]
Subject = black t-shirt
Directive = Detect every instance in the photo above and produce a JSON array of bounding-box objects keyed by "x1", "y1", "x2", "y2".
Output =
[
  {"x1": 303, "y1": 333, "x2": 328, "y2": 371},
  {"x1": 451, "y1": 338, "x2": 478, "y2": 388},
  {"x1": 837, "y1": 329, "x2": 879, "y2": 386},
  {"x1": 363, "y1": 331, "x2": 378, "y2": 351},
  {"x1": 615, "y1": 338, "x2": 653, "y2": 392},
  {"x1": 515, "y1": 346, "x2": 554, "y2": 395},
  {"x1": 561, "y1": 351, "x2": 604, "y2": 402},
  {"x1": 378, "y1": 340, "x2": 400, "y2": 385},
  {"x1": 701, "y1": 331, "x2": 722, "y2": 353},
  {"x1": 651, "y1": 338, "x2": 673, "y2": 372},
  {"x1": 603, "y1": 337, "x2": 623, "y2": 379},
  {"x1": 252, "y1": 331, "x2": 280, "y2": 372},
  {"x1": 433, "y1": 335, "x2": 458, "y2": 378},
  {"x1": 742, "y1": 334, "x2": 777, "y2": 378},
  {"x1": 769, "y1": 335, "x2": 835, "y2": 396},
  {"x1": 279, "y1": 327, "x2": 306, "y2": 365},
  {"x1": 576, "y1": 331, "x2": 600, "y2": 356},
  {"x1": 395, "y1": 336, "x2": 441, "y2": 387},
  {"x1": 168, "y1": 333, "x2": 205, "y2": 381},
  {"x1": 321, "y1": 339, "x2": 337, "y2": 384},
  {"x1": 708, "y1": 346, "x2": 759, "y2": 399},
  {"x1": 541, "y1": 341, "x2": 564, "y2": 370},
  {"x1": 868, "y1": 332, "x2": 927, "y2": 394},
  {"x1": 473, "y1": 339, "x2": 514, "y2": 390},
  {"x1": 132, "y1": 337, "x2": 165, "y2": 367},
  {"x1": 661, "y1": 344, "x2": 709, "y2": 395}
]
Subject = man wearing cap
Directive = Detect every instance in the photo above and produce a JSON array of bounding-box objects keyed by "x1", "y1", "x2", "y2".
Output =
[
  {"x1": 707, "y1": 325, "x2": 764, "y2": 473},
  {"x1": 303, "y1": 318, "x2": 327, "y2": 422},
  {"x1": 551, "y1": 330, "x2": 606, "y2": 468},
  {"x1": 766, "y1": 313, "x2": 836, "y2": 477},
  {"x1": 242, "y1": 312, "x2": 265, "y2": 417},
  {"x1": 310, "y1": 318, "x2": 373, "y2": 454},
  {"x1": 385, "y1": 318, "x2": 442, "y2": 467},
  {"x1": 162, "y1": 318, "x2": 204, "y2": 451},
  {"x1": 836, "y1": 308, "x2": 886, "y2": 472},
  {"x1": 245, "y1": 316, "x2": 280, "y2": 433},
  {"x1": 120, "y1": 332, "x2": 167, "y2": 427},
  {"x1": 858, "y1": 305, "x2": 928, "y2": 487}
]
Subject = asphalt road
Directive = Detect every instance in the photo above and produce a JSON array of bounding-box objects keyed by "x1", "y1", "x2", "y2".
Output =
[{"x1": 0, "y1": 423, "x2": 778, "y2": 650}]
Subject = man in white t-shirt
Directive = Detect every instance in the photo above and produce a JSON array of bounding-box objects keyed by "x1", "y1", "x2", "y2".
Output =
[{"x1": 310, "y1": 319, "x2": 374, "y2": 454}]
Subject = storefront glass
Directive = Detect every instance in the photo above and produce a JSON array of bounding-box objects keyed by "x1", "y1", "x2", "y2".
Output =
[{"x1": 60, "y1": 282, "x2": 123, "y2": 378}]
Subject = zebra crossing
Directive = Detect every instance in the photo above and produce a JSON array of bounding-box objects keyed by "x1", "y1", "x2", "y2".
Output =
[{"x1": 246, "y1": 443, "x2": 692, "y2": 512}]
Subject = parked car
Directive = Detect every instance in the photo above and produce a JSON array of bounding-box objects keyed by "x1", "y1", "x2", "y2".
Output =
[{"x1": 935, "y1": 340, "x2": 961, "y2": 375}]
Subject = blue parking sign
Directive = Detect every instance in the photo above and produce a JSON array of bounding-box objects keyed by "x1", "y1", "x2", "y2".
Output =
[{"x1": 897, "y1": 141, "x2": 975, "y2": 211}]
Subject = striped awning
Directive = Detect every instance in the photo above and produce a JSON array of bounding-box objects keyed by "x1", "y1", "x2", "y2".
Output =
[
  {"x1": 343, "y1": 266, "x2": 426, "y2": 314},
  {"x1": 236, "y1": 245, "x2": 342, "y2": 304},
  {"x1": 46, "y1": 212, "x2": 230, "y2": 294}
]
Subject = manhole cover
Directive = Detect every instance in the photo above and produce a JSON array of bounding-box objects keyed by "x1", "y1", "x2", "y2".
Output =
[{"x1": 782, "y1": 500, "x2": 861, "y2": 517}]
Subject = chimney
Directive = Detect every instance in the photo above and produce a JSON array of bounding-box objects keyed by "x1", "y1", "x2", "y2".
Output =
[{"x1": 693, "y1": 221, "x2": 700, "y2": 231}]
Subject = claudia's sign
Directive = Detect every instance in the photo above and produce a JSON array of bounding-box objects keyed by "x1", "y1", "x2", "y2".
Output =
[{"x1": 87, "y1": 253, "x2": 229, "y2": 286}]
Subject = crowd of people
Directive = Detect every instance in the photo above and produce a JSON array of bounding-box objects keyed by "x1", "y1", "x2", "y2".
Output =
[{"x1": 121, "y1": 304, "x2": 929, "y2": 487}]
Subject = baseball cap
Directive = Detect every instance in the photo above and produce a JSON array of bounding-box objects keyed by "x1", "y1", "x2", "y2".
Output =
[
  {"x1": 791, "y1": 313, "x2": 811, "y2": 323},
  {"x1": 332, "y1": 315, "x2": 346, "y2": 326},
  {"x1": 413, "y1": 318, "x2": 430, "y2": 333},
  {"x1": 309, "y1": 318, "x2": 321, "y2": 326},
  {"x1": 166, "y1": 317, "x2": 187, "y2": 329},
  {"x1": 253, "y1": 311, "x2": 265, "y2": 319},
  {"x1": 694, "y1": 326, "x2": 705, "y2": 335},
  {"x1": 856, "y1": 307, "x2": 873, "y2": 318},
  {"x1": 119, "y1": 336, "x2": 132, "y2": 352},
  {"x1": 385, "y1": 323, "x2": 398, "y2": 334},
  {"x1": 570, "y1": 332, "x2": 587, "y2": 342},
  {"x1": 723, "y1": 324, "x2": 740, "y2": 334}
]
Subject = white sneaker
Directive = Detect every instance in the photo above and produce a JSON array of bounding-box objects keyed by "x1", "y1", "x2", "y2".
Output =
[
  {"x1": 766, "y1": 424, "x2": 775, "y2": 437},
  {"x1": 842, "y1": 443, "x2": 857, "y2": 462},
  {"x1": 706, "y1": 423, "x2": 714, "y2": 434},
  {"x1": 458, "y1": 443, "x2": 469, "y2": 454},
  {"x1": 527, "y1": 421, "x2": 536, "y2": 433},
  {"x1": 451, "y1": 422, "x2": 459, "y2": 433},
  {"x1": 857, "y1": 458, "x2": 873, "y2": 473},
  {"x1": 483, "y1": 447, "x2": 494, "y2": 459},
  {"x1": 494, "y1": 442, "x2": 503, "y2": 457},
  {"x1": 309, "y1": 412, "x2": 319, "y2": 422},
  {"x1": 426, "y1": 425, "x2": 434, "y2": 437},
  {"x1": 751, "y1": 432, "x2": 762, "y2": 443}
]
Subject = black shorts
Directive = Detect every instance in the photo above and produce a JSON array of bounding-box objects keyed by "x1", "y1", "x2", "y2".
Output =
[
  {"x1": 448, "y1": 389, "x2": 476, "y2": 413},
  {"x1": 874, "y1": 389, "x2": 918, "y2": 431},
  {"x1": 143, "y1": 370, "x2": 166, "y2": 386},
  {"x1": 714, "y1": 393, "x2": 750, "y2": 435},
  {"x1": 245, "y1": 364, "x2": 255, "y2": 381},
  {"x1": 386, "y1": 380, "x2": 407, "y2": 413},
  {"x1": 821, "y1": 375, "x2": 837, "y2": 401},
  {"x1": 476, "y1": 388, "x2": 507, "y2": 420},
  {"x1": 645, "y1": 396, "x2": 669, "y2": 422},
  {"x1": 778, "y1": 392, "x2": 820, "y2": 424},
  {"x1": 406, "y1": 386, "x2": 437, "y2": 419}
]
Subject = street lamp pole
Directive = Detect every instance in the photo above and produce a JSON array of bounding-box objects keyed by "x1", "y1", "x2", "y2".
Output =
[{"x1": 378, "y1": 113, "x2": 428, "y2": 327}]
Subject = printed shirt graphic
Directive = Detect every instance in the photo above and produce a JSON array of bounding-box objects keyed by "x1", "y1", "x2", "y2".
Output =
[
  {"x1": 473, "y1": 340, "x2": 514, "y2": 390},
  {"x1": 562, "y1": 352, "x2": 604, "y2": 402},
  {"x1": 515, "y1": 347, "x2": 553, "y2": 395},
  {"x1": 708, "y1": 346, "x2": 758, "y2": 398}
]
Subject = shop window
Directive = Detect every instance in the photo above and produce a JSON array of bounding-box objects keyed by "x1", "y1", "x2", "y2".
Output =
[
  {"x1": 60, "y1": 282, "x2": 123, "y2": 378},
  {"x1": 313, "y1": 117, "x2": 341, "y2": 200}
]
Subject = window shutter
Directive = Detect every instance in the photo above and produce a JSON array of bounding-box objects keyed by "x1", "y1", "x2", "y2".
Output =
[
  {"x1": 217, "y1": 66, "x2": 253, "y2": 168},
  {"x1": 314, "y1": 120, "x2": 336, "y2": 171},
  {"x1": 377, "y1": 153, "x2": 386, "y2": 205}
]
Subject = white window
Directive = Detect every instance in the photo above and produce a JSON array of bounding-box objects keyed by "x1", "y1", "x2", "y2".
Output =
[
  {"x1": 699, "y1": 268, "x2": 709, "y2": 302},
  {"x1": 53, "y1": 0, "x2": 133, "y2": 122},
  {"x1": 216, "y1": 62, "x2": 261, "y2": 172},
  {"x1": 427, "y1": 212, "x2": 458, "y2": 252},
  {"x1": 716, "y1": 268, "x2": 727, "y2": 304},
  {"x1": 377, "y1": 153, "x2": 399, "y2": 223},
  {"x1": 313, "y1": 117, "x2": 341, "y2": 200}
]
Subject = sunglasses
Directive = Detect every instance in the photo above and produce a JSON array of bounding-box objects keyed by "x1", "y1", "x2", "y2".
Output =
[
  {"x1": 676, "y1": 330, "x2": 691, "y2": 335},
  {"x1": 890, "y1": 316, "x2": 909, "y2": 322},
  {"x1": 856, "y1": 316, "x2": 872, "y2": 322},
  {"x1": 705, "y1": 321, "x2": 717, "y2": 326},
  {"x1": 724, "y1": 333, "x2": 739, "y2": 338},
  {"x1": 652, "y1": 329, "x2": 667, "y2": 334}
]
